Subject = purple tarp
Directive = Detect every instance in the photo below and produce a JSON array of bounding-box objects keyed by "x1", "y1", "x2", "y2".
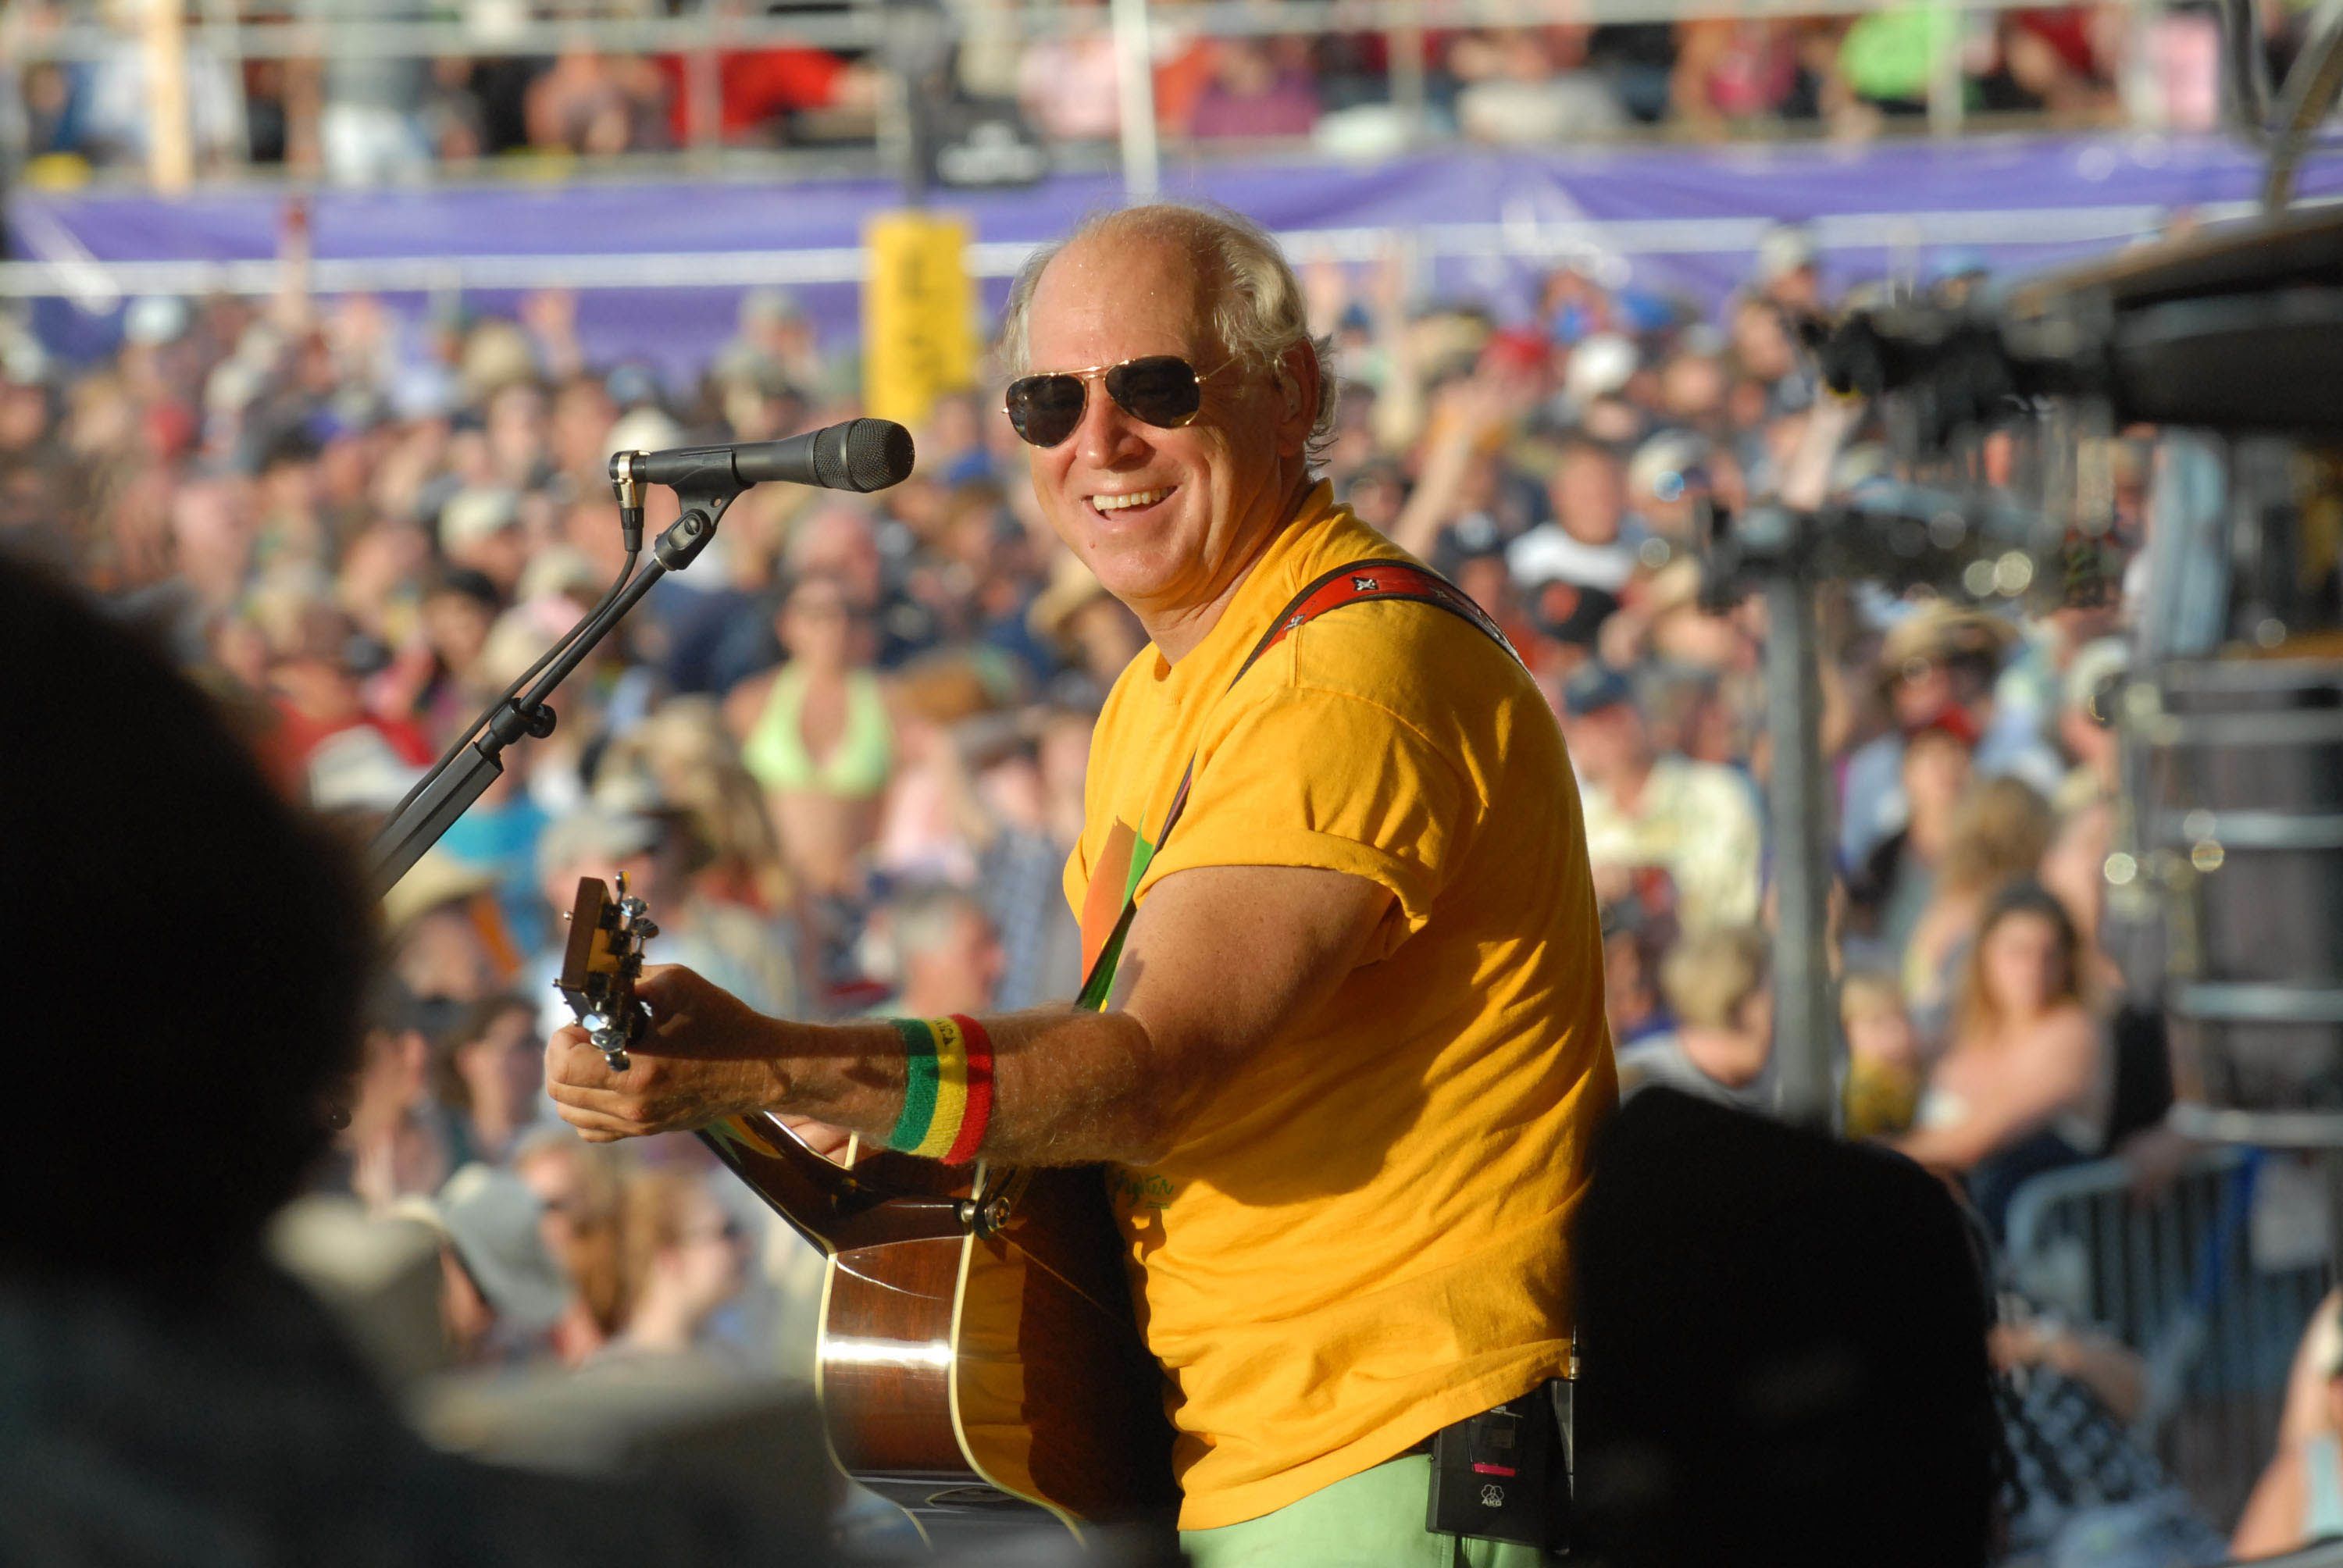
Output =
[{"x1": 10, "y1": 134, "x2": 2337, "y2": 377}]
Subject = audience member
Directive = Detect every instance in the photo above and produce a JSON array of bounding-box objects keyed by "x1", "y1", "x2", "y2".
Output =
[
  {"x1": 2235, "y1": 1296, "x2": 2343, "y2": 1560},
  {"x1": 0, "y1": 560, "x2": 805, "y2": 1562},
  {"x1": 591, "y1": 1170, "x2": 755, "y2": 1371},
  {"x1": 1563, "y1": 662, "x2": 1762, "y2": 934},
  {"x1": 395, "y1": 1163, "x2": 574, "y2": 1370},
  {"x1": 1618, "y1": 924, "x2": 1774, "y2": 1112},
  {"x1": 1892, "y1": 881, "x2": 2106, "y2": 1235}
]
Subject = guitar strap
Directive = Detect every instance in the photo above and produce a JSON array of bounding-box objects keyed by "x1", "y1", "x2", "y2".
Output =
[{"x1": 1072, "y1": 558, "x2": 1518, "y2": 1011}]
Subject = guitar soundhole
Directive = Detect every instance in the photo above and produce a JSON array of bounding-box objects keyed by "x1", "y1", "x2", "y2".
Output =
[{"x1": 925, "y1": 1485, "x2": 1021, "y2": 1509}]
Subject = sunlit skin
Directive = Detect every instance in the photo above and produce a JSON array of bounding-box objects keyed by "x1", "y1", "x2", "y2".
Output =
[{"x1": 1021, "y1": 230, "x2": 1321, "y2": 663}]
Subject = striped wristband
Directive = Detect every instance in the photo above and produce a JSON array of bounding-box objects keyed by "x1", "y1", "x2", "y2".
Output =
[{"x1": 885, "y1": 1014, "x2": 995, "y2": 1164}]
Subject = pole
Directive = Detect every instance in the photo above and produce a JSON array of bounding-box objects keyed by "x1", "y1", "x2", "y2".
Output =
[
  {"x1": 1763, "y1": 563, "x2": 1838, "y2": 1131},
  {"x1": 144, "y1": 0, "x2": 195, "y2": 194},
  {"x1": 204, "y1": 0, "x2": 250, "y2": 171},
  {"x1": 1110, "y1": 0, "x2": 1160, "y2": 201},
  {"x1": 1390, "y1": 16, "x2": 1427, "y2": 144},
  {"x1": 1764, "y1": 394, "x2": 1862, "y2": 1131}
]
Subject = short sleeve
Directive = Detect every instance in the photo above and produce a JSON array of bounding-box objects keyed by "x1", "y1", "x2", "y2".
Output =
[{"x1": 1136, "y1": 681, "x2": 1474, "y2": 960}]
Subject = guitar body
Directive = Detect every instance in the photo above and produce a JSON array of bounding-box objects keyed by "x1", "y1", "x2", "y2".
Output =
[
  {"x1": 557, "y1": 878, "x2": 1176, "y2": 1544},
  {"x1": 700, "y1": 1112, "x2": 1178, "y2": 1545}
]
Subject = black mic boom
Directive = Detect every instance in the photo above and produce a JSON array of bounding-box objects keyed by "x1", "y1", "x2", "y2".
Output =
[{"x1": 626, "y1": 418, "x2": 916, "y2": 494}]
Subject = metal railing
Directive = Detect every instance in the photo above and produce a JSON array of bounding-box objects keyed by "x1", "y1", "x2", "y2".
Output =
[
  {"x1": 1, "y1": 0, "x2": 2206, "y2": 193},
  {"x1": 2006, "y1": 1147, "x2": 2334, "y2": 1530}
]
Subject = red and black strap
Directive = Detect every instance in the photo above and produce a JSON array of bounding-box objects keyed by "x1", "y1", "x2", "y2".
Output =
[{"x1": 1075, "y1": 558, "x2": 1513, "y2": 1007}]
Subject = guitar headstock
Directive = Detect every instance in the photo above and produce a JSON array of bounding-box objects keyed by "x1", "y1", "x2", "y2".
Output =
[{"x1": 555, "y1": 873, "x2": 658, "y2": 1071}]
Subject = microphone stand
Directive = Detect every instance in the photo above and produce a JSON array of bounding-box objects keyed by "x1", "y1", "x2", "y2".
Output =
[{"x1": 364, "y1": 458, "x2": 745, "y2": 900}]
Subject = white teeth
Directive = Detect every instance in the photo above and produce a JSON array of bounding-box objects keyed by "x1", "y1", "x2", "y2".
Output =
[{"x1": 1092, "y1": 488, "x2": 1168, "y2": 511}]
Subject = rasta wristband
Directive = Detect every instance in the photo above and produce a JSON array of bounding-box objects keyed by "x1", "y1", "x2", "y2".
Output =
[{"x1": 885, "y1": 1014, "x2": 995, "y2": 1163}]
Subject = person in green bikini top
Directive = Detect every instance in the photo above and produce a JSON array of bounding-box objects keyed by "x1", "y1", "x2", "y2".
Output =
[{"x1": 724, "y1": 572, "x2": 893, "y2": 895}]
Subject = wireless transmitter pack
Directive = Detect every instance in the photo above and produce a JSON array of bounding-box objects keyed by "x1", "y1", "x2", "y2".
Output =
[{"x1": 1425, "y1": 1388, "x2": 1571, "y2": 1552}]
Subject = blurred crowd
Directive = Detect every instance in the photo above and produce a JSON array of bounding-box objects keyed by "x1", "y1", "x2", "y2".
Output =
[
  {"x1": 2, "y1": 0, "x2": 2277, "y2": 185},
  {"x1": 0, "y1": 188, "x2": 2264, "y2": 1552}
]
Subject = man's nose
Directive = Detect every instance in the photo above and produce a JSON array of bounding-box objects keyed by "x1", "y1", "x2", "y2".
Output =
[{"x1": 1074, "y1": 378, "x2": 1150, "y2": 468}]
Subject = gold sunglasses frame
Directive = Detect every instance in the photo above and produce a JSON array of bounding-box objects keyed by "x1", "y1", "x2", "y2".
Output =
[{"x1": 1002, "y1": 355, "x2": 1239, "y2": 447}]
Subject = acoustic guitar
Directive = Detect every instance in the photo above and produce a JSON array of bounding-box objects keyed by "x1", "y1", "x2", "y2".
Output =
[{"x1": 555, "y1": 875, "x2": 1177, "y2": 1545}]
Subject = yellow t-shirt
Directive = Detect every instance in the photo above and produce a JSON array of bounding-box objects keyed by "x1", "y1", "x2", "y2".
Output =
[{"x1": 1064, "y1": 481, "x2": 1617, "y2": 1530}]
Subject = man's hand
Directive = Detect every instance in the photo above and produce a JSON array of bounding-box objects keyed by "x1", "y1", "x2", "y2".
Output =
[{"x1": 545, "y1": 964, "x2": 788, "y2": 1143}]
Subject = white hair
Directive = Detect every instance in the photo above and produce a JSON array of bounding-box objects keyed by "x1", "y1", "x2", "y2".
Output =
[{"x1": 998, "y1": 201, "x2": 1340, "y2": 464}]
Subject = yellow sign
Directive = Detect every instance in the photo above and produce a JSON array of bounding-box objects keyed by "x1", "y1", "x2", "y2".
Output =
[{"x1": 864, "y1": 211, "x2": 976, "y2": 432}]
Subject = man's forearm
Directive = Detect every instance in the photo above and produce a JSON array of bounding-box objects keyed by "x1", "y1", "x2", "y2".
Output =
[{"x1": 772, "y1": 1003, "x2": 1186, "y2": 1167}]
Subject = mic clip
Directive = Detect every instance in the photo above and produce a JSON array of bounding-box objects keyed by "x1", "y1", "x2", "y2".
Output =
[
  {"x1": 654, "y1": 499, "x2": 729, "y2": 572},
  {"x1": 611, "y1": 448, "x2": 740, "y2": 573}
]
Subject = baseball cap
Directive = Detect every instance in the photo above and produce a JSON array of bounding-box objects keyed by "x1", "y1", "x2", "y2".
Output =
[
  {"x1": 398, "y1": 1164, "x2": 571, "y2": 1335},
  {"x1": 1528, "y1": 577, "x2": 1622, "y2": 650},
  {"x1": 1563, "y1": 662, "x2": 1636, "y2": 718},
  {"x1": 537, "y1": 802, "x2": 665, "y2": 876},
  {"x1": 437, "y1": 486, "x2": 520, "y2": 554}
]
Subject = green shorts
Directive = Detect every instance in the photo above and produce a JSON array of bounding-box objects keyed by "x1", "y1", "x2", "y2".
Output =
[{"x1": 1179, "y1": 1453, "x2": 1553, "y2": 1568}]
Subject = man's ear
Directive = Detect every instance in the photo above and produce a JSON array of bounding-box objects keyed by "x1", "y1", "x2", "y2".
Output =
[{"x1": 1275, "y1": 343, "x2": 1319, "y2": 455}]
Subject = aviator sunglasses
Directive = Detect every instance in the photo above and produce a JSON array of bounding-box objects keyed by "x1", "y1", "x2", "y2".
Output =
[{"x1": 1004, "y1": 355, "x2": 1236, "y2": 448}]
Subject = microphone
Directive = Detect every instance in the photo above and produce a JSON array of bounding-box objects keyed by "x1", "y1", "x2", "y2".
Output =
[{"x1": 615, "y1": 418, "x2": 916, "y2": 495}]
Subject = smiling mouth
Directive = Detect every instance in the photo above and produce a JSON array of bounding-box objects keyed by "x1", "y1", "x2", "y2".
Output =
[{"x1": 1089, "y1": 486, "x2": 1174, "y2": 517}]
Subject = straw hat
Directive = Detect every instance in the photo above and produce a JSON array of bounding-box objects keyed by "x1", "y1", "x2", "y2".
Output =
[
  {"x1": 1027, "y1": 551, "x2": 1112, "y2": 649},
  {"x1": 1878, "y1": 600, "x2": 2020, "y2": 677}
]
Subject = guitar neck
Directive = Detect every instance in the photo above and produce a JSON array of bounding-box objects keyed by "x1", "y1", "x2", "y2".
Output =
[{"x1": 697, "y1": 1114, "x2": 973, "y2": 1255}]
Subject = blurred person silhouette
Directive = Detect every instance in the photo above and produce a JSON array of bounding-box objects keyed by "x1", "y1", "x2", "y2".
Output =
[
  {"x1": 393, "y1": 1163, "x2": 573, "y2": 1370},
  {"x1": 1561, "y1": 662, "x2": 1762, "y2": 933},
  {"x1": 380, "y1": 850, "x2": 519, "y2": 1005},
  {"x1": 1617, "y1": 924, "x2": 1774, "y2": 1113},
  {"x1": 2235, "y1": 1294, "x2": 2343, "y2": 1560},
  {"x1": 876, "y1": 882, "x2": 1007, "y2": 1022},
  {"x1": 1573, "y1": 1087, "x2": 1999, "y2": 1568},
  {"x1": 601, "y1": 696, "x2": 798, "y2": 922},
  {"x1": 1029, "y1": 548, "x2": 1149, "y2": 696},
  {"x1": 587, "y1": 1170, "x2": 754, "y2": 1372},
  {"x1": 726, "y1": 572, "x2": 893, "y2": 902},
  {"x1": 334, "y1": 975, "x2": 456, "y2": 1211},
  {"x1": 0, "y1": 559, "x2": 809, "y2": 1562},
  {"x1": 511, "y1": 1127, "x2": 634, "y2": 1363},
  {"x1": 412, "y1": 566, "x2": 503, "y2": 734},
  {"x1": 431, "y1": 992, "x2": 550, "y2": 1168},
  {"x1": 1599, "y1": 892, "x2": 1675, "y2": 1052},
  {"x1": 1992, "y1": 1290, "x2": 2225, "y2": 1568},
  {"x1": 872, "y1": 652, "x2": 1011, "y2": 887},
  {"x1": 1892, "y1": 881, "x2": 2107, "y2": 1236},
  {"x1": 1899, "y1": 775, "x2": 2057, "y2": 1038},
  {"x1": 904, "y1": 700, "x2": 1088, "y2": 1007},
  {"x1": 1842, "y1": 707, "x2": 1977, "y2": 978},
  {"x1": 1841, "y1": 602, "x2": 2062, "y2": 870},
  {"x1": 1840, "y1": 970, "x2": 1923, "y2": 1139}
]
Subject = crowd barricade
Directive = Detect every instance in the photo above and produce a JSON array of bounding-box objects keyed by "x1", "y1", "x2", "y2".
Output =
[{"x1": 2004, "y1": 1147, "x2": 2334, "y2": 1532}]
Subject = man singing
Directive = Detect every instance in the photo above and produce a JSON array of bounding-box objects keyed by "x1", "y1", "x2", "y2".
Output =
[{"x1": 546, "y1": 203, "x2": 1615, "y2": 1564}]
